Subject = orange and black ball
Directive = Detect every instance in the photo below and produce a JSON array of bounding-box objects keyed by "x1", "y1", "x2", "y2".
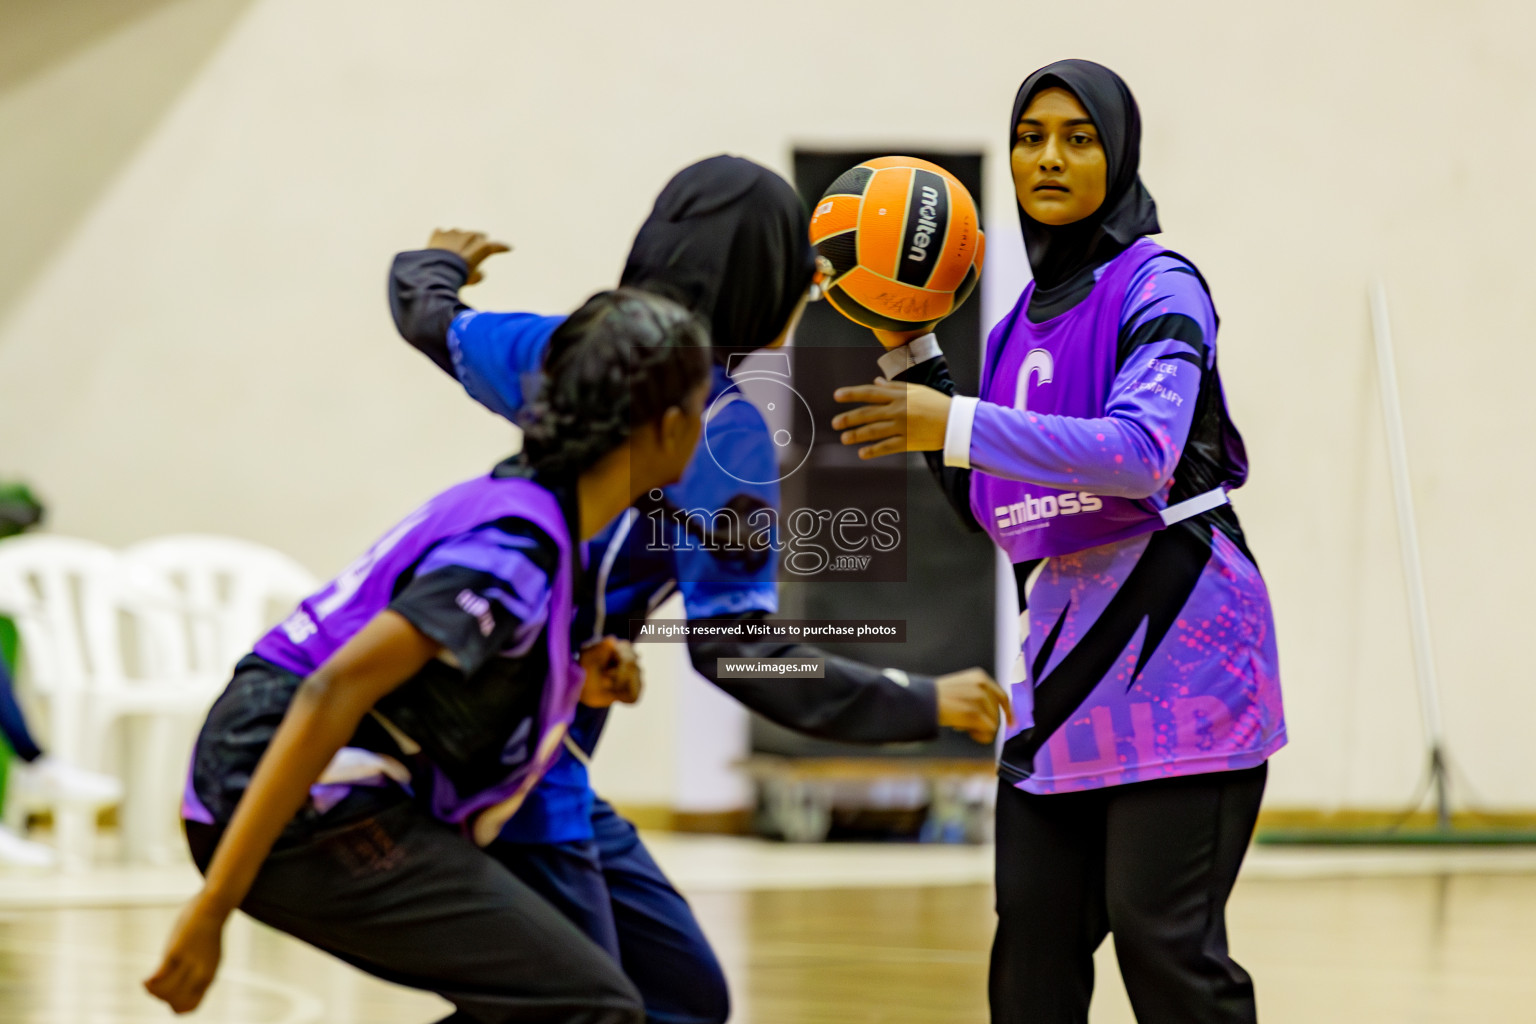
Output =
[{"x1": 809, "y1": 156, "x2": 984, "y2": 334}]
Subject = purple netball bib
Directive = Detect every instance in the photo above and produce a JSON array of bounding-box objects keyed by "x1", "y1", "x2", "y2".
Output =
[
  {"x1": 253, "y1": 474, "x2": 584, "y2": 845},
  {"x1": 971, "y1": 239, "x2": 1171, "y2": 561}
]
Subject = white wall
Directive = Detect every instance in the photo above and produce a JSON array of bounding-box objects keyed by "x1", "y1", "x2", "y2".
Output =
[{"x1": 1, "y1": 0, "x2": 1532, "y2": 811}]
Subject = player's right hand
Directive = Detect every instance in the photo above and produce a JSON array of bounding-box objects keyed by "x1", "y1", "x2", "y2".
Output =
[
  {"x1": 832, "y1": 377, "x2": 952, "y2": 459},
  {"x1": 578, "y1": 637, "x2": 643, "y2": 708},
  {"x1": 426, "y1": 228, "x2": 510, "y2": 285},
  {"x1": 935, "y1": 668, "x2": 1014, "y2": 744}
]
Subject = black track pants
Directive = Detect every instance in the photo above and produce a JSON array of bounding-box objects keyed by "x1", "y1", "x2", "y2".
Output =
[
  {"x1": 989, "y1": 764, "x2": 1267, "y2": 1024},
  {"x1": 188, "y1": 797, "x2": 643, "y2": 1024}
]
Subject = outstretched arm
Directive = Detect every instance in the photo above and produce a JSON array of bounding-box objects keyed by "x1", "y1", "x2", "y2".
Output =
[
  {"x1": 833, "y1": 260, "x2": 1215, "y2": 501},
  {"x1": 686, "y1": 612, "x2": 1010, "y2": 745},
  {"x1": 388, "y1": 229, "x2": 508, "y2": 374},
  {"x1": 656, "y1": 399, "x2": 1007, "y2": 744}
]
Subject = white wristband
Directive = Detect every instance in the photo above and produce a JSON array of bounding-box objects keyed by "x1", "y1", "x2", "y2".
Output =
[
  {"x1": 876, "y1": 333, "x2": 942, "y2": 379},
  {"x1": 943, "y1": 396, "x2": 979, "y2": 469},
  {"x1": 1159, "y1": 487, "x2": 1229, "y2": 525}
]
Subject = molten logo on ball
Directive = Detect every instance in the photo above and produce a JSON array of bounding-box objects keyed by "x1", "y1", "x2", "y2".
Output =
[{"x1": 907, "y1": 185, "x2": 941, "y2": 262}]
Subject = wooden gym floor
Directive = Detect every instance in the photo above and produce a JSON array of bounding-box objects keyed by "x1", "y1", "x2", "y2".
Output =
[{"x1": 2, "y1": 837, "x2": 1535, "y2": 1022}]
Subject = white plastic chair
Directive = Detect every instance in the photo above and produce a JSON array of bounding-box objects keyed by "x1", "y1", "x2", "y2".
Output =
[
  {"x1": 122, "y1": 534, "x2": 317, "y2": 677},
  {"x1": 0, "y1": 534, "x2": 282, "y2": 866},
  {"x1": 0, "y1": 536, "x2": 149, "y2": 868}
]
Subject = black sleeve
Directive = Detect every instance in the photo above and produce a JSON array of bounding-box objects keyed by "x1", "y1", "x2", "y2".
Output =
[
  {"x1": 894, "y1": 355, "x2": 981, "y2": 533},
  {"x1": 387, "y1": 520, "x2": 561, "y2": 678},
  {"x1": 388, "y1": 249, "x2": 473, "y2": 376},
  {"x1": 686, "y1": 612, "x2": 939, "y2": 744},
  {"x1": 388, "y1": 566, "x2": 541, "y2": 678}
]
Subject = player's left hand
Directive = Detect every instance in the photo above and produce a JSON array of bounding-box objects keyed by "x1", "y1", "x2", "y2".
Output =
[
  {"x1": 426, "y1": 228, "x2": 510, "y2": 285},
  {"x1": 935, "y1": 668, "x2": 1015, "y2": 744},
  {"x1": 578, "y1": 637, "x2": 643, "y2": 707},
  {"x1": 831, "y1": 378, "x2": 950, "y2": 458}
]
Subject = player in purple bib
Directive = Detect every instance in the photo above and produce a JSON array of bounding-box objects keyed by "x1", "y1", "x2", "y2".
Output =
[
  {"x1": 833, "y1": 60, "x2": 1284, "y2": 1024},
  {"x1": 145, "y1": 289, "x2": 711, "y2": 1024}
]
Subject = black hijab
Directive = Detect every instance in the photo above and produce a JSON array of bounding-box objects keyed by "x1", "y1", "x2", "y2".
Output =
[
  {"x1": 1012, "y1": 60, "x2": 1161, "y2": 314},
  {"x1": 620, "y1": 155, "x2": 816, "y2": 365}
]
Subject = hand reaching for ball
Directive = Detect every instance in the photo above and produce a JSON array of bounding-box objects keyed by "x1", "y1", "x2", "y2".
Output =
[
  {"x1": 808, "y1": 156, "x2": 983, "y2": 341},
  {"x1": 578, "y1": 637, "x2": 643, "y2": 708},
  {"x1": 831, "y1": 377, "x2": 951, "y2": 459}
]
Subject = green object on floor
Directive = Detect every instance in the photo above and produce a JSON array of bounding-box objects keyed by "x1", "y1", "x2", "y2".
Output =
[
  {"x1": 0, "y1": 480, "x2": 44, "y2": 815},
  {"x1": 0, "y1": 616, "x2": 17, "y2": 814}
]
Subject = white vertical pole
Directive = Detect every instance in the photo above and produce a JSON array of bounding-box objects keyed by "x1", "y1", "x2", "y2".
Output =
[
  {"x1": 995, "y1": 547, "x2": 1021, "y2": 688},
  {"x1": 981, "y1": 205, "x2": 1030, "y2": 703},
  {"x1": 1369, "y1": 283, "x2": 1450, "y2": 825}
]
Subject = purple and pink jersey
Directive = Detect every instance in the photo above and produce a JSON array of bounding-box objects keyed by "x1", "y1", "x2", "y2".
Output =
[
  {"x1": 905, "y1": 238, "x2": 1284, "y2": 793},
  {"x1": 184, "y1": 463, "x2": 587, "y2": 844}
]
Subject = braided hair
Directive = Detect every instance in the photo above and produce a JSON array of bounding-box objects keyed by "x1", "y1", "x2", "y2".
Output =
[{"x1": 519, "y1": 288, "x2": 711, "y2": 478}]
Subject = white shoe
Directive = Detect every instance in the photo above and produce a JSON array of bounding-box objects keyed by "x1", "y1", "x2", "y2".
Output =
[
  {"x1": 9, "y1": 757, "x2": 124, "y2": 808},
  {"x1": 0, "y1": 825, "x2": 57, "y2": 868}
]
